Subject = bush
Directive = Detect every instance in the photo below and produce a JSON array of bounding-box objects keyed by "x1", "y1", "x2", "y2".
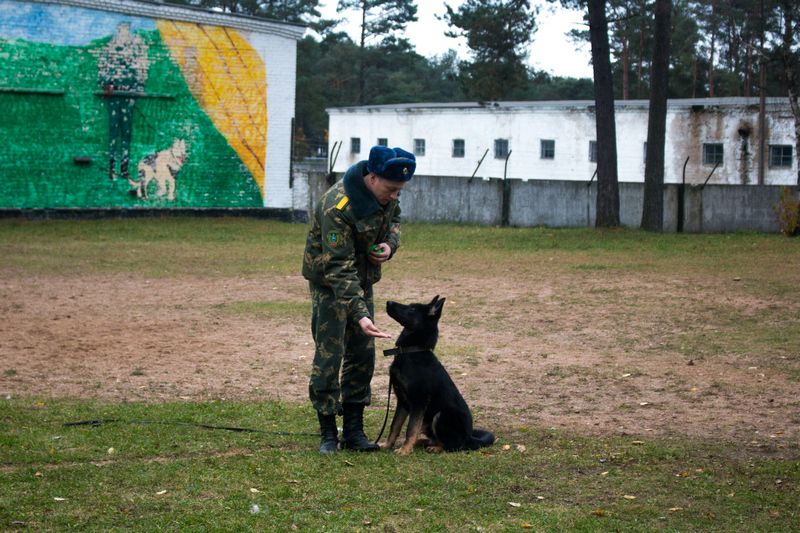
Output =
[{"x1": 775, "y1": 186, "x2": 800, "y2": 236}]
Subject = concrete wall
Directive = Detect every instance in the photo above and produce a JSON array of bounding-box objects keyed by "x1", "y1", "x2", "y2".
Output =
[
  {"x1": 294, "y1": 160, "x2": 787, "y2": 232},
  {"x1": 398, "y1": 176, "x2": 503, "y2": 225},
  {"x1": 0, "y1": 0, "x2": 302, "y2": 209},
  {"x1": 682, "y1": 184, "x2": 784, "y2": 233}
]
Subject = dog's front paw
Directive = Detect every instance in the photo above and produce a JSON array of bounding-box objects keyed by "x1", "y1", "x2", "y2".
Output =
[
  {"x1": 425, "y1": 444, "x2": 444, "y2": 454},
  {"x1": 395, "y1": 446, "x2": 413, "y2": 456},
  {"x1": 379, "y1": 442, "x2": 394, "y2": 450}
]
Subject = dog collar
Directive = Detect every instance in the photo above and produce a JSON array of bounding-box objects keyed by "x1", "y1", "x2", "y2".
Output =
[{"x1": 383, "y1": 346, "x2": 431, "y2": 357}]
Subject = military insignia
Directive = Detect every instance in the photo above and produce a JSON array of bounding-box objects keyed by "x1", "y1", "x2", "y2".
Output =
[
  {"x1": 336, "y1": 196, "x2": 349, "y2": 210},
  {"x1": 402, "y1": 167, "x2": 409, "y2": 175},
  {"x1": 326, "y1": 231, "x2": 341, "y2": 247}
]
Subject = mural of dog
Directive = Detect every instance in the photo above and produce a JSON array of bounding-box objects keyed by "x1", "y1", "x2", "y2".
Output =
[{"x1": 128, "y1": 138, "x2": 187, "y2": 201}]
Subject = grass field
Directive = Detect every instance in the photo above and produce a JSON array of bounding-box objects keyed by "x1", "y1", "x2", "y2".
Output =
[{"x1": 1, "y1": 218, "x2": 799, "y2": 531}]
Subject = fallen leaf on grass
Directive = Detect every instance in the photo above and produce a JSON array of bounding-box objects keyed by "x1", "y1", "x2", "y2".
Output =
[
  {"x1": 521, "y1": 523, "x2": 533, "y2": 529},
  {"x1": 155, "y1": 490, "x2": 167, "y2": 495},
  {"x1": 516, "y1": 444, "x2": 527, "y2": 453},
  {"x1": 669, "y1": 507, "x2": 683, "y2": 512},
  {"x1": 53, "y1": 497, "x2": 67, "y2": 502},
  {"x1": 592, "y1": 509, "x2": 606, "y2": 517},
  {"x1": 631, "y1": 441, "x2": 645, "y2": 445},
  {"x1": 502, "y1": 444, "x2": 511, "y2": 451},
  {"x1": 250, "y1": 488, "x2": 261, "y2": 493},
  {"x1": 508, "y1": 502, "x2": 521, "y2": 508},
  {"x1": 623, "y1": 495, "x2": 637, "y2": 500}
]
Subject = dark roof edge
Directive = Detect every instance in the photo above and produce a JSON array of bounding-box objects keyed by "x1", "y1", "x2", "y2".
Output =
[{"x1": 326, "y1": 97, "x2": 791, "y2": 113}]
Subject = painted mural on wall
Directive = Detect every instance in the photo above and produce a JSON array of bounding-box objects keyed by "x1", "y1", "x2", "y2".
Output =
[{"x1": 0, "y1": 0, "x2": 266, "y2": 208}]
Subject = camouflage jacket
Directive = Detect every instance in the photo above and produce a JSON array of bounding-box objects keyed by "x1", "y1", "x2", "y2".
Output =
[{"x1": 302, "y1": 161, "x2": 402, "y2": 322}]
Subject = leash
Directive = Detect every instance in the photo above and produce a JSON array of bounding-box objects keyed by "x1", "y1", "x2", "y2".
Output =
[
  {"x1": 374, "y1": 345, "x2": 431, "y2": 444},
  {"x1": 373, "y1": 378, "x2": 392, "y2": 444},
  {"x1": 63, "y1": 418, "x2": 319, "y2": 438}
]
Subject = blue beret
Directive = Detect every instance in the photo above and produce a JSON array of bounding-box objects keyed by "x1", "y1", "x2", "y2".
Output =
[{"x1": 367, "y1": 146, "x2": 416, "y2": 182}]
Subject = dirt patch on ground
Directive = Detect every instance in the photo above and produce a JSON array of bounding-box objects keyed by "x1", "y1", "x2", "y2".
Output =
[{"x1": 1, "y1": 268, "x2": 798, "y2": 457}]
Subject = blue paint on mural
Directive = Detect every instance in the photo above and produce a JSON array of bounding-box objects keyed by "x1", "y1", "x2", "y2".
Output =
[{"x1": 0, "y1": 0, "x2": 154, "y2": 46}]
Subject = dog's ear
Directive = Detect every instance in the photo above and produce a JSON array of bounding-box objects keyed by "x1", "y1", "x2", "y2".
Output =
[
  {"x1": 429, "y1": 296, "x2": 445, "y2": 318},
  {"x1": 429, "y1": 295, "x2": 440, "y2": 306}
]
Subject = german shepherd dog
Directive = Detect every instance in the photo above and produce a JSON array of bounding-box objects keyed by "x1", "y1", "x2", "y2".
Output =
[
  {"x1": 128, "y1": 139, "x2": 186, "y2": 201},
  {"x1": 382, "y1": 296, "x2": 495, "y2": 455}
]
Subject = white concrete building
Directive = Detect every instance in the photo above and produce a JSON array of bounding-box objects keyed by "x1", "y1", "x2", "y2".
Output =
[{"x1": 327, "y1": 98, "x2": 797, "y2": 186}]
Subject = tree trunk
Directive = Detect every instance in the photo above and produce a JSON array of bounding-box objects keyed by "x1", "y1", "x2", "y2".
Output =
[
  {"x1": 357, "y1": 0, "x2": 367, "y2": 105},
  {"x1": 622, "y1": 37, "x2": 630, "y2": 100},
  {"x1": 708, "y1": 1, "x2": 717, "y2": 98},
  {"x1": 641, "y1": 0, "x2": 672, "y2": 232},
  {"x1": 637, "y1": 13, "x2": 645, "y2": 99},
  {"x1": 745, "y1": 42, "x2": 753, "y2": 97},
  {"x1": 780, "y1": 1, "x2": 800, "y2": 185},
  {"x1": 589, "y1": 0, "x2": 620, "y2": 227}
]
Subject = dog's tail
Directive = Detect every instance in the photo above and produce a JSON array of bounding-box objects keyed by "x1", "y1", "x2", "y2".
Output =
[
  {"x1": 127, "y1": 169, "x2": 142, "y2": 190},
  {"x1": 469, "y1": 428, "x2": 495, "y2": 449}
]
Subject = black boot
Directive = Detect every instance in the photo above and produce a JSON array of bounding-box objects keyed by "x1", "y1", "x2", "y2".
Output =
[
  {"x1": 341, "y1": 403, "x2": 379, "y2": 452},
  {"x1": 317, "y1": 412, "x2": 339, "y2": 455}
]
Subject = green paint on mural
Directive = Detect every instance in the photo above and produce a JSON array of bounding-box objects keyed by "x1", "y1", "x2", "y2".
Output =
[{"x1": 0, "y1": 29, "x2": 263, "y2": 208}]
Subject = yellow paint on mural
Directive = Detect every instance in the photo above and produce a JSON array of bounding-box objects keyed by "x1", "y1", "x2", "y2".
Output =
[{"x1": 156, "y1": 20, "x2": 266, "y2": 197}]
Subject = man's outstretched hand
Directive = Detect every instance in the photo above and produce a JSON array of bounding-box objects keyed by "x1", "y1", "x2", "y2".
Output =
[{"x1": 358, "y1": 316, "x2": 391, "y2": 338}]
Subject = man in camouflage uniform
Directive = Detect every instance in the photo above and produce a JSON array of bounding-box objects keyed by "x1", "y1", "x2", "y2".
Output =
[{"x1": 302, "y1": 145, "x2": 415, "y2": 454}]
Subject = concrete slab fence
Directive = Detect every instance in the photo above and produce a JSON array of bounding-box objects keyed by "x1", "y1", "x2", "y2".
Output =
[{"x1": 292, "y1": 160, "x2": 792, "y2": 233}]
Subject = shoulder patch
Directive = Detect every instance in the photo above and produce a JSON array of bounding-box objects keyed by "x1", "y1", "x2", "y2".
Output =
[
  {"x1": 336, "y1": 196, "x2": 349, "y2": 210},
  {"x1": 326, "y1": 231, "x2": 342, "y2": 247}
]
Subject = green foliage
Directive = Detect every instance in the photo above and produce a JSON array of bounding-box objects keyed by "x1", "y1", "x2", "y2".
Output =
[
  {"x1": 295, "y1": 36, "x2": 466, "y2": 155},
  {"x1": 167, "y1": 0, "x2": 323, "y2": 26},
  {"x1": 775, "y1": 186, "x2": 800, "y2": 236},
  {"x1": 337, "y1": 0, "x2": 418, "y2": 47},
  {"x1": 444, "y1": 0, "x2": 538, "y2": 100}
]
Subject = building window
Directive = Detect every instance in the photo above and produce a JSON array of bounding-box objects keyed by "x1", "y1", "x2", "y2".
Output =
[
  {"x1": 769, "y1": 145, "x2": 793, "y2": 168},
  {"x1": 494, "y1": 139, "x2": 509, "y2": 159},
  {"x1": 540, "y1": 139, "x2": 555, "y2": 159},
  {"x1": 351, "y1": 137, "x2": 361, "y2": 154},
  {"x1": 452, "y1": 139, "x2": 465, "y2": 158},
  {"x1": 414, "y1": 138, "x2": 426, "y2": 156},
  {"x1": 702, "y1": 143, "x2": 723, "y2": 165},
  {"x1": 589, "y1": 140, "x2": 597, "y2": 163},
  {"x1": 377, "y1": 137, "x2": 388, "y2": 147}
]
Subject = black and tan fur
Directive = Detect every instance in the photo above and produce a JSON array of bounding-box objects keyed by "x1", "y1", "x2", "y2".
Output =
[{"x1": 382, "y1": 296, "x2": 495, "y2": 455}]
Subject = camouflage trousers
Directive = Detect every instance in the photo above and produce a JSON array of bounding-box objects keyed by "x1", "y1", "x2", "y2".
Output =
[{"x1": 308, "y1": 282, "x2": 375, "y2": 416}]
